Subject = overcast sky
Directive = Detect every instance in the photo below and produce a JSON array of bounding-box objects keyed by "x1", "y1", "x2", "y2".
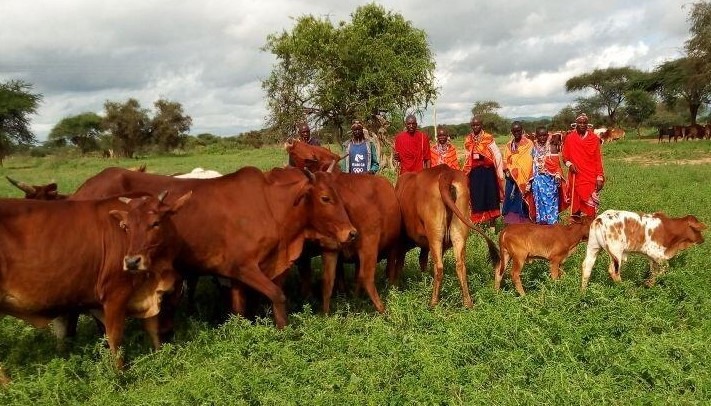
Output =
[{"x1": 0, "y1": 0, "x2": 693, "y2": 140}]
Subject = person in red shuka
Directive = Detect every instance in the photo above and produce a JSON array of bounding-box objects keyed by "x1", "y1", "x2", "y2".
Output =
[
  {"x1": 562, "y1": 113, "x2": 605, "y2": 217},
  {"x1": 394, "y1": 114, "x2": 431, "y2": 175}
]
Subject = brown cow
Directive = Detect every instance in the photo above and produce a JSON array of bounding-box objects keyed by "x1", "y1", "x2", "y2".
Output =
[
  {"x1": 6, "y1": 176, "x2": 67, "y2": 200},
  {"x1": 495, "y1": 215, "x2": 594, "y2": 296},
  {"x1": 68, "y1": 166, "x2": 357, "y2": 328},
  {"x1": 582, "y1": 210, "x2": 706, "y2": 290},
  {"x1": 0, "y1": 191, "x2": 189, "y2": 371},
  {"x1": 285, "y1": 141, "x2": 401, "y2": 313},
  {"x1": 5, "y1": 165, "x2": 147, "y2": 201},
  {"x1": 390, "y1": 165, "x2": 500, "y2": 308}
]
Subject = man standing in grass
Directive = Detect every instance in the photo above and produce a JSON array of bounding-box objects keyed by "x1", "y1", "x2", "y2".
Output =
[
  {"x1": 562, "y1": 113, "x2": 605, "y2": 217},
  {"x1": 341, "y1": 120, "x2": 379, "y2": 174},
  {"x1": 394, "y1": 114, "x2": 431, "y2": 175}
]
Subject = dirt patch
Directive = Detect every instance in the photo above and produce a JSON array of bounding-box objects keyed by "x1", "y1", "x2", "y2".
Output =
[{"x1": 620, "y1": 156, "x2": 711, "y2": 166}]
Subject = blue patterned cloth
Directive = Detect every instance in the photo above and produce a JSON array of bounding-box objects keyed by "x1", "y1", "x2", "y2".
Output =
[{"x1": 531, "y1": 146, "x2": 560, "y2": 224}]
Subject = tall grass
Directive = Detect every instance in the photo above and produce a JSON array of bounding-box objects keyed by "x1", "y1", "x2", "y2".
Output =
[{"x1": 1, "y1": 138, "x2": 710, "y2": 404}]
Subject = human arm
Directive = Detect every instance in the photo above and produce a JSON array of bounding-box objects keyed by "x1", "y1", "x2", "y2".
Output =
[
  {"x1": 368, "y1": 142, "x2": 380, "y2": 174},
  {"x1": 422, "y1": 133, "x2": 432, "y2": 169}
]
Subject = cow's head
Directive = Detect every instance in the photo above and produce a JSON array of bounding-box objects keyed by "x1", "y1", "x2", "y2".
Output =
[
  {"x1": 285, "y1": 140, "x2": 343, "y2": 173},
  {"x1": 6, "y1": 176, "x2": 65, "y2": 200},
  {"x1": 110, "y1": 190, "x2": 192, "y2": 272},
  {"x1": 682, "y1": 215, "x2": 706, "y2": 245},
  {"x1": 570, "y1": 213, "x2": 595, "y2": 241},
  {"x1": 298, "y1": 170, "x2": 357, "y2": 246}
]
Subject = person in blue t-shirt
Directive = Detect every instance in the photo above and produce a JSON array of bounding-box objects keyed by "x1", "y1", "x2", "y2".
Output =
[{"x1": 341, "y1": 120, "x2": 379, "y2": 174}]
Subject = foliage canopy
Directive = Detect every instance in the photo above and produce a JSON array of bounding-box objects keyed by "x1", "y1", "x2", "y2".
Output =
[
  {"x1": 0, "y1": 80, "x2": 42, "y2": 164},
  {"x1": 565, "y1": 67, "x2": 645, "y2": 126},
  {"x1": 262, "y1": 3, "x2": 437, "y2": 142}
]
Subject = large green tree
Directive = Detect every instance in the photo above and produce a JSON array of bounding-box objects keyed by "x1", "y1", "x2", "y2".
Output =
[
  {"x1": 150, "y1": 99, "x2": 192, "y2": 152},
  {"x1": 262, "y1": 3, "x2": 437, "y2": 142},
  {"x1": 102, "y1": 98, "x2": 150, "y2": 158},
  {"x1": 565, "y1": 67, "x2": 644, "y2": 126},
  {"x1": 0, "y1": 80, "x2": 42, "y2": 165},
  {"x1": 48, "y1": 112, "x2": 103, "y2": 154},
  {"x1": 621, "y1": 90, "x2": 656, "y2": 137},
  {"x1": 652, "y1": 57, "x2": 711, "y2": 125},
  {"x1": 686, "y1": 1, "x2": 711, "y2": 62}
]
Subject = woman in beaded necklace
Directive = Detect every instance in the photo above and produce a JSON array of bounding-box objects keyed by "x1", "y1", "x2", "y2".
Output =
[{"x1": 529, "y1": 127, "x2": 567, "y2": 224}]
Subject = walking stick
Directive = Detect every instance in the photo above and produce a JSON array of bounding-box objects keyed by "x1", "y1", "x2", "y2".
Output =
[{"x1": 570, "y1": 172, "x2": 575, "y2": 215}]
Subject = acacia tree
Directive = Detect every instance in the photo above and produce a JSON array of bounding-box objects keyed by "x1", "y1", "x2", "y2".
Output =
[
  {"x1": 151, "y1": 99, "x2": 192, "y2": 152},
  {"x1": 653, "y1": 57, "x2": 711, "y2": 125},
  {"x1": 0, "y1": 80, "x2": 42, "y2": 165},
  {"x1": 262, "y1": 3, "x2": 437, "y2": 144},
  {"x1": 565, "y1": 67, "x2": 644, "y2": 126},
  {"x1": 102, "y1": 98, "x2": 150, "y2": 158},
  {"x1": 48, "y1": 112, "x2": 103, "y2": 154},
  {"x1": 470, "y1": 101, "x2": 510, "y2": 134}
]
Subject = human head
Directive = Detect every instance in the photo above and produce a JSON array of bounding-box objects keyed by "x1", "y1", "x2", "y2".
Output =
[
  {"x1": 436, "y1": 127, "x2": 449, "y2": 145},
  {"x1": 535, "y1": 126, "x2": 549, "y2": 145},
  {"x1": 470, "y1": 116, "x2": 483, "y2": 135},
  {"x1": 405, "y1": 115, "x2": 418, "y2": 134},
  {"x1": 511, "y1": 121, "x2": 524, "y2": 142},
  {"x1": 351, "y1": 120, "x2": 365, "y2": 141},
  {"x1": 575, "y1": 113, "x2": 589, "y2": 135},
  {"x1": 298, "y1": 123, "x2": 311, "y2": 142}
]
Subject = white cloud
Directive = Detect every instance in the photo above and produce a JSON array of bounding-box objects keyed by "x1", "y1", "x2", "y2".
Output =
[{"x1": 0, "y1": 0, "x2": 692, "y2": 139}]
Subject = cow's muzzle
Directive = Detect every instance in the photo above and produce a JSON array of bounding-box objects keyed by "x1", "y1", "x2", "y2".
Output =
[
  {"x1": 123, "y1": 255, "x2": 148, "y2": 272},
  {"x1": 346, "y1": 229, "x2": 358, "y2": 243}
]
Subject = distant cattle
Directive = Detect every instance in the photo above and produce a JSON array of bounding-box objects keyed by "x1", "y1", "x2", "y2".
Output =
[
  {"x1": 593, "y1": 127, "x2": 625, "y2": 143},
  {"x1": 495, "y1": 216, "x2": 593, "y2": 295},
  {"x1": 390, "y1": 165, "x2": 500, "y2": 308},
  {"x1": 684, "y1": 124, "x2": 706, "y2": 140},
  {"x1": 286, "y1": 141, "x2": 401, "y2": 313},
  {"x1": 0, "y1": 191, "x2": 189, "y2": 370},
  {"x1": 172, "y1": 167, "x2": 223, "y2": 179},
  {"x1": 581, "y1": 210, "x2": 706, "y2": 290},
  {"x1": 68, "y1": 166, "x2": 357, "y2": 328},
  {"x1": 658, "y1": 127, "x2": 675, "y2": 143}
]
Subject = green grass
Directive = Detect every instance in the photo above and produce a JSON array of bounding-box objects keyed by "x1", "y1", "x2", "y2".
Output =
[{"x1": 1, "y1": 138, "x2": 711, "y2": 404}]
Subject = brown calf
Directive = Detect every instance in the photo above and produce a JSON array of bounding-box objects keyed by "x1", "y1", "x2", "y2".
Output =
[{"x1": 495, "y1": 216, "x2": 593, "y2": 295}]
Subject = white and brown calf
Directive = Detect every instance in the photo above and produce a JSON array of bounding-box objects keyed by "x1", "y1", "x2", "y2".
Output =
[{"x1": 581, "y1": 210, "x2": 706, "y2": 290}]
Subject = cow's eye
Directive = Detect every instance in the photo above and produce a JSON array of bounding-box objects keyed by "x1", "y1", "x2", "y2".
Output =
[
  {"x1": 320, "y1": 195, "x2": 332, "y2": 204},
  {"x1": 151, "y1": 221, "x2": 160, "y2": 228}
]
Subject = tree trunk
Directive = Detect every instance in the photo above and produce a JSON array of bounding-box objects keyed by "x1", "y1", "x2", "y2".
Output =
[{"x1": 690, "y1": 103, "x2": 700, "y2": 126}]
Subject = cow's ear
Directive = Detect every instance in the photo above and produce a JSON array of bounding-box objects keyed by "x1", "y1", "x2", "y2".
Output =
[
  {"x1": 110, "y1": 210, "x2": 128, "y2": 230},
  {"x1": 164, "y1": 191, "x2": 192, "y2": 215}
]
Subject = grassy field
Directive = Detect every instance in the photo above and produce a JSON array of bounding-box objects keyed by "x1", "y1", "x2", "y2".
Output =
[{"x1": 1, "y1": 137, "x2": 710, "y2": 404}]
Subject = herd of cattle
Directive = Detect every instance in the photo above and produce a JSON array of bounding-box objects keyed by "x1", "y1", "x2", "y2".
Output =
[
  {"x1": 658, "y1": 124, "x2": 711, "y2": 142},
  {"x1": 0, "y1": 141, "x2": 705, "y2": 384}
]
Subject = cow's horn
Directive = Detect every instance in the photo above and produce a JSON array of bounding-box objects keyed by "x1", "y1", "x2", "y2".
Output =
[
  {"x1": 118, "y1": 197, "x2": 132, "y2": 204},
  {"x1": 326, "y1": 160, "x2": 336, "y2": 173},
  {"x1": 6, "y1": 176, "x2": 36, "y2": 195},
  {"x1": 157, "y1": 190, "x2": 169, "y2": 202}
]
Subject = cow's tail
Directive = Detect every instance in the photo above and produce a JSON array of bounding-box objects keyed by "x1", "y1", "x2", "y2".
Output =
[{"x1": 438, "y1": 171, "x2": 501, "y2": 265}]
